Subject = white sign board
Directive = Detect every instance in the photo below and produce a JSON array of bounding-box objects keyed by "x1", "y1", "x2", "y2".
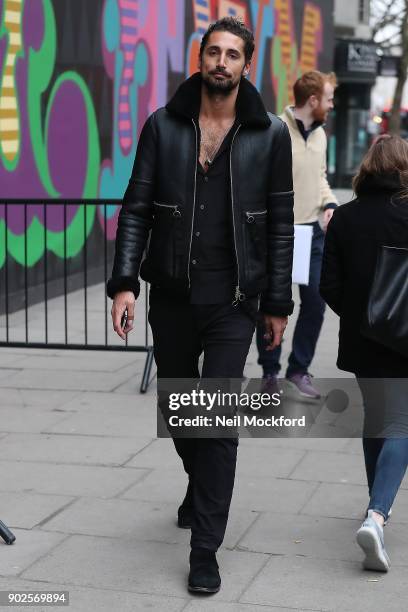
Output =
[{"x1": 292, "y1": 224, "x2": 313, "y2": 285}]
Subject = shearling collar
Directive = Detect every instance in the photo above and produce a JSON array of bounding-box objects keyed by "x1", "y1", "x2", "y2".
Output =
[{"x1": 166, "y1": 72, "x2": 271, "y2": 128}]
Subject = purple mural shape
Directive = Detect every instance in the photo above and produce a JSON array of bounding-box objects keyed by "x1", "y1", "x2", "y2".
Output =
[{"x1": 0, "y1": 0, "x2": 96, "y2": 235}]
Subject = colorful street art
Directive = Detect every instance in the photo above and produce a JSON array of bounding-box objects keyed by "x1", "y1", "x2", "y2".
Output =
[{"x1": 0, "y1": 0, "x2": 334, "y2": 275}]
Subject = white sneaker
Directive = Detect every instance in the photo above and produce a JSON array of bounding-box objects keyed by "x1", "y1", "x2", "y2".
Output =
[
  {"x1": 356, "y1": 510, "x2": 390, "y2": 572},
  {"x1": 384, "y1": 507, "x2": 392, "y2": 526},
  {"x1": 363, "y1": 506, "x2": 392, "y2": 526}
]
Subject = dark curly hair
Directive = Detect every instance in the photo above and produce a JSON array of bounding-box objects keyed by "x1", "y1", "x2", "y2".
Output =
[{"x1": 199, "y1": 17, "x2": 255, "y2": 63}]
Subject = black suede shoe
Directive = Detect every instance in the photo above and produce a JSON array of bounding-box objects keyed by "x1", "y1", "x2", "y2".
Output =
[
  {"x1": 177, "y1": 504, "x2": 193, "y2": 529},
  {"x1": 188, "y1": 548, "x2": 221, "y2": 594}
]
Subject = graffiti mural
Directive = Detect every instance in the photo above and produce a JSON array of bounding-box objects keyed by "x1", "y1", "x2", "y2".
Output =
[
  {"x1": 0, "y1": 0, "x2": 100, "y2": 272},
  {"x1": 0, "y1": 0, "x2": 334, "y2": 296}
]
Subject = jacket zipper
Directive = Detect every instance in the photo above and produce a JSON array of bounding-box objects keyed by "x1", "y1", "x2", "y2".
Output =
[
  {"x1": 188, "y1": 119, "x2": 199, "y2": 289},
  {"x1": 246, "y1": 210, "x2": 267, "y2": 223},
  {"x1": 230, "y1": 124, "x2": 244, "y2": 306},
  {"x1": 153, "y1": 201, "x2": 181, "y2": 217}
]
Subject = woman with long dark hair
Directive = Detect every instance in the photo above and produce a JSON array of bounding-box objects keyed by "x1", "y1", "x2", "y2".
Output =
[{"x1": 320, "y1": 134, "x2": 408, "y2": 572}]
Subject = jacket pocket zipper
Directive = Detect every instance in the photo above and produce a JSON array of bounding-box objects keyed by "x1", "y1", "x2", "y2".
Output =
[
  {"x1": 245, "y1": 210, "x2": 267, "y2": 224},
  {"x1": 153, "y1": 202, "x2": 181, "y2": 217}
]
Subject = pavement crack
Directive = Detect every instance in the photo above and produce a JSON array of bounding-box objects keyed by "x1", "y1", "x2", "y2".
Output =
[
  {"x1": 33, "y1": 497, "x2": 79, "y2": 528},
  {"x1": 120, "y1": 438, "x2": 156, "y2": 466},
  {"x1": 233, "y1": 510, "x2": 262, "y2": 550},
  {"x1": 286, "y1": 448, "x2": 308, "y2": 478},
  {"x1": 297, "y1": 480, "x2": 322, "y2": 515},
  {"x1": 17, "y1": 534, "x2": 72, "y2": 579}
]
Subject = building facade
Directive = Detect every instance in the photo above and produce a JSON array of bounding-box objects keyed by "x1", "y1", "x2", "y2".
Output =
[{"x1": 331, "y1": 0, "x2": 377, "y2": 187}]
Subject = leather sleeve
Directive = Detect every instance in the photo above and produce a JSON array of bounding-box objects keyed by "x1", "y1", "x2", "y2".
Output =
[
  {"x1": 319, "y1": 208, "x2": 345, "y2": 316},
  {"x1": 107, "y1": 113, "x2": 157, "y2": 299},
  {"x1": 260, "y1": 121, "x2": 295, "y2": 316}
]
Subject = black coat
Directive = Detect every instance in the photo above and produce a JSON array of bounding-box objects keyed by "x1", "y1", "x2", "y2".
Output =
[
  {"x1": 107, "y1": 73, "x2": 295, "y2": 316},
  {"x1": 320, "y1": 175, "x2": 408, "y2": 376}
]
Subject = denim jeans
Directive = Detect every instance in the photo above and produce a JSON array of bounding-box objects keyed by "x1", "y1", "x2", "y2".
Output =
[
  {"x1": 257, "y1": 221, "x2": 326, "y2": 377},
  {"x1": 363, "y1": 438, "x2": 408, "y2": 519},
  {"x1": 358, "y1": 377, "x2": 408, "y2": 520}
]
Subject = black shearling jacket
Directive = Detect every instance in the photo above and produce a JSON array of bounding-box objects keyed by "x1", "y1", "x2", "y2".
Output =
[{"x1": 107, "y1": 73, "x2": 295, "y2": 316}]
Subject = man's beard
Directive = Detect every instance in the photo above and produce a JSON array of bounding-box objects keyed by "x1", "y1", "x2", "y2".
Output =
[
  {"x1": 312, "y1": 105, "x2": 328, "y2": 123},
  {"x1": 202, "y1": 71, "x2": 241, "y2": 96}
]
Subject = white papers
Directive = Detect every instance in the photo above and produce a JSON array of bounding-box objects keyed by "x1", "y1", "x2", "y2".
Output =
[{"x1": 292, "y1": 224, "x2": 313, "y2": 285}]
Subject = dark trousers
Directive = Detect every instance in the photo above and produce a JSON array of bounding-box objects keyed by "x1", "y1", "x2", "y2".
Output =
[
  {"x1": 148, "y1": 289, "x2": 256, "y2": 551},
  {"x1": 256, "y1": 221, "x2": 326, "y2": 377}
]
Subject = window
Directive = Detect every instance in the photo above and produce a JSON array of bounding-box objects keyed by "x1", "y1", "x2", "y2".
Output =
[{"x1": 359, "y1": 0, "x2": 369, "y2": 23}]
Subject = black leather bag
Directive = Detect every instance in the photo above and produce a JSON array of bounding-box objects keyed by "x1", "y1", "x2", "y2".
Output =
[{"x1": 360, "y1": 245, "x2": 408, "y2": 357}]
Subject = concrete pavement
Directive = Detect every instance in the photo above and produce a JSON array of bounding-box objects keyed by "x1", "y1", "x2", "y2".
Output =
[{"x1": 1, "y1": 191, "x2": 408, "y2": 612}]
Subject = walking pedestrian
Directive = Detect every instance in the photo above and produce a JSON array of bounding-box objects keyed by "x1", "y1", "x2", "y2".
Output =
[
  {"x1": 320, "y1": 134, "x2": 408, "y2": 572},
  {"x1": 257, "y1": 71, "x2": 338, "y2": 399},
  {"x1": 107, "y1": 17, "x2": 294, "y2": 594}
]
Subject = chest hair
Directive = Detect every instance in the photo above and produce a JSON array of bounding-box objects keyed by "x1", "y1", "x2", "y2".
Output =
[{"x1": 199, "y1": 121, "x2": 232, "y2": 168}]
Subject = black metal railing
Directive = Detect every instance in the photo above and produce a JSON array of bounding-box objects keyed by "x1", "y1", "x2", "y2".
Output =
[{"x1": 0, "y1": 199, "x2": 154, "y2": 392}]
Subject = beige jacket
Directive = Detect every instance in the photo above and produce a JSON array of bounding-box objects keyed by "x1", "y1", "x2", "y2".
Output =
[{"x1": 280, "y1": 106, "x2": 338, "y2": 224}]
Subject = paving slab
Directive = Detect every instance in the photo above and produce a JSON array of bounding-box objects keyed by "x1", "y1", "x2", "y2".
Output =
[
  {"x1": 22, "y1": 537, "x2": 267, "y2": 602},
  {"x1": 0, "y1": 492, "x2": 75, "y2": 529},
  {"x1": 0, "y1": 460, "x2": 150, "y2": 498},
  {"x1": 240, "y1": 555, "x2": 408, "y2": 612},
  {"x1": 0, "y1": 406, "x2": 72, "y2": 434},
  {"x1": 289, "y1": 450, "x2": 367, "y2": 485},
  {"x1": 0, "y1": 353, "x2": 28, "y2": 368},
  {"x1": 125, "y1": 437, "x2": 306, "y2": 475},
  {"x1": 301, "y1": 481, "x2": 408, "y2": 524},
  {"x1": 238, "y1": 512, "x2": 361, "y2": 561},
  {"x1": 236, "y1": 445, "x2": 306, "y2": 479},
  {"x1": 0, "y1": 366, "x2": 141, "y2": 393},
  {"x1": 44, "y1": 401, "x2": 155, "y2": 438},
  {"x1": 237, "y1": 511, "x2": 408, "y2": 567},
  {"x1": 300, "y1": 482, "x2": 369, "y2": 520},
  {"x1": 125, "y1": 438, "x2": 184, "y2": 469},
  {"x1": 113, "y1": 375, "x2": 157, "y2": 395},
  {"x1": 121, "y1": 467, "x2": 190, "y2": 504},
  {"x1": 0, "y1": 529, "x2": 67, "y2": 577},
  {"x1": 184, "y1": 602, "x2": 303, "y2": 612},
  {"x1": 342, "y1": 438, "x2": 365, "y2": 455},
  {"x1": 51, "y1": 390, "x2": 154, "y2": 412},
  {"x1": 0, "y1": 368, "x2": 22, "y2": 381},
  {"x1": 232, "y1": 474, "x2": 319, "y2": 513},
  {"x1": 0, "y1": 577, "x2": 187, "y2": 612},
  {"x1": 13, "y1": 352, "x2": 141, "y2": 372},
  {"x1": 0, "y1": 388, "x2": 79, "y2": 408},
  {"x1": 39, "y1": 497, "x2": 259, "y2": 550},
  {"x1": 0, "y1": 432, "x2": 152, "y2": 466}
]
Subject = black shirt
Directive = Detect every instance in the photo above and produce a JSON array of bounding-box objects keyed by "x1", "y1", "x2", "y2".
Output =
[
  {"x1": 294, "y1": 117, "x2": 322, "y2": 141},
  {"x1": 189, "y1": 122, "x2": 238, "y2": 304}
]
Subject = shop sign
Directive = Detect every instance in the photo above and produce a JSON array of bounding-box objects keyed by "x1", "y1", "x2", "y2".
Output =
[{"x1": 347, "y1": 42, "x2": 378, "y2": 73}]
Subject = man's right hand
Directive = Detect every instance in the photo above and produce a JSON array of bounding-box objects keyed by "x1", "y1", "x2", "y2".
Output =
[{"x1": 111, "y1": 291, "x2": 135, "y2": 340}]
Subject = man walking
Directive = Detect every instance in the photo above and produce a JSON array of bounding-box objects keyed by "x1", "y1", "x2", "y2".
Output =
[
  {"x1": 108, "y1": 17, "x2": 294, "y2": 594},
  {"x1": 257, "y1": 71, "x2": 338, "y2": 399}
]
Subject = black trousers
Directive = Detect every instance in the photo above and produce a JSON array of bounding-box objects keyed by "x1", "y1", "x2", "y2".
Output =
[{"x1": 148, "y1": 288, "x2": 256, "y2": 551}]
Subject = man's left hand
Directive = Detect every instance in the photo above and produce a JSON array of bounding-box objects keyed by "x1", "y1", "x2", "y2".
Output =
[
  {"x1": 263, "y1": 315, "x2": 288, "y2": 351},
  {"x1": 322, "y1": 208, "x2": 334, "y2": 232}
]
